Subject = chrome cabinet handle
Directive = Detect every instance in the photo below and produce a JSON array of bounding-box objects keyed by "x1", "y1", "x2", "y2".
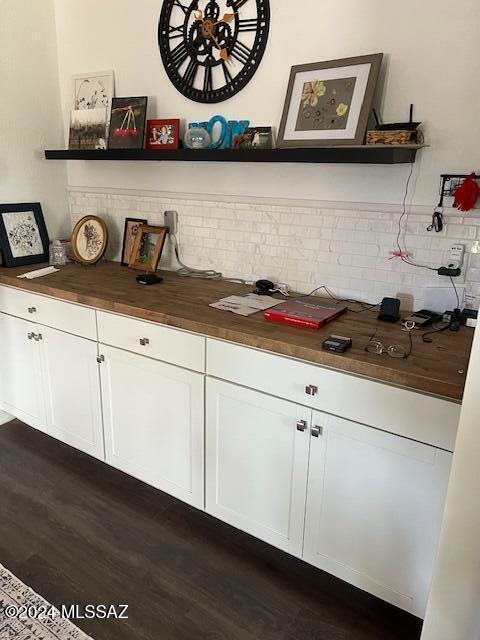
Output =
[
  {"x1": 139, "y1": 338, "x2": 150, "y2": 346},
  {"x1": 311, "y1": 425, "x2": 323, "y2": 438},
  {"x1": 33, "y1": 333, "x2": 42, "y2": 341},
  {"x1": 305, "y1": 384, "x2": 318, "y2": 397},
  {"x1": 28, "y1": 307, "x2": 37, "y2": 314},
  {"x1": 27, "y1": 332, "x2": 34, "y2": 340},
  {"x1": 96, "y1": 355, "x2": 105, "y2": 364},
  {"x1": 296, "y1": 420, "x2": 308, "y2": 432}
]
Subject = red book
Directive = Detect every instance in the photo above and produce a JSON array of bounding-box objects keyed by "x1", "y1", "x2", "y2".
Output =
[{"x1": 264, "y1": 297, "x2": 347, "y2": 329}]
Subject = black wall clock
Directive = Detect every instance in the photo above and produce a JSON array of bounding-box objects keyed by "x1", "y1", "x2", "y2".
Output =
[{"x1": 158, "y1": 0, "x2": 270, "y2": 103}]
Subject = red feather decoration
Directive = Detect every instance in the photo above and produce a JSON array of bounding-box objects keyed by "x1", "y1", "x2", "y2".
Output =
[{"x1": 454, "y1": 173, "x2": 479, "y2": 212}]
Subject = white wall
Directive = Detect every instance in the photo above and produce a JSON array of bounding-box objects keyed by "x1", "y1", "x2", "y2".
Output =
[
  {"x1": 53, "y1": 0, "x2": 480, "y2": 206},
  {"x1": 0, "y1": 0, "x2": 68, "y2": 238},
  {"x1": 421, "y1": 320, "x2": 480, "y2": 640}
]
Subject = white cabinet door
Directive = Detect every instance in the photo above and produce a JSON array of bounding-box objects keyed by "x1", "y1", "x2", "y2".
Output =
[
  {"x1": 100, "y1": 345, "x2": 204, "y2": 508},
  {"x1": 0, "y1": 313, "x2": 46, "y2": 431},
  {"x1": 206, "y1": 378, "x2": 310, "y2": 557},
  {"x1": 303, "y1": 411, "x2": 452, "y2": 618},
  {"x1": 40, "y1": 327, "x2": 104, "y2": 460}
]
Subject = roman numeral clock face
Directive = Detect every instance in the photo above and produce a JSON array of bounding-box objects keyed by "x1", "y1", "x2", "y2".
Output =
[{"x1": 158, "y1": 0, "x2": 270, "y2": 103}]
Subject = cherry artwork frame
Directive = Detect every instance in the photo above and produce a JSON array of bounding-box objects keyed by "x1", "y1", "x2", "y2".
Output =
[{"x1": 108, "y1": 97, "x2": 148, "y2": 150}]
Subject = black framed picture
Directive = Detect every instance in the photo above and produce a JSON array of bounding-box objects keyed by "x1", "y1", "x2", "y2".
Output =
[
  {"x1": 108, "y1": 97, "x2": 148, "y2": 149},
  {"x1": 121, "y1": 217, "x2": 147, "y2": 266},
  {"x1": 0, "y1": 203, "x2": 49, "y2": 268}
]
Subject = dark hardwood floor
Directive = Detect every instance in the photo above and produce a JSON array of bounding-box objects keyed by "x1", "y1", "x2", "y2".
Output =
[{"x1": 0, "y1": 420, "x2": 423, "y2": 640}]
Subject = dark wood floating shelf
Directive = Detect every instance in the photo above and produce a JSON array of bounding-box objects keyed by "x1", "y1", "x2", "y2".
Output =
[{"x1": 44, "y1": 145, "x2": 425, "y2": 165}]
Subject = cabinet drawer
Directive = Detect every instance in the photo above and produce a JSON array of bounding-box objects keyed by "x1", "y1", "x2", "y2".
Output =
[
  {"x1": 97, "y1": 311, "x2": 205, "y2": 372},
  {"x1": 206, "y1": 339, "x2": 460, "y2": 451},
  {"x1": 0, "y1": 285, "x2": 96, "y2": 340}
]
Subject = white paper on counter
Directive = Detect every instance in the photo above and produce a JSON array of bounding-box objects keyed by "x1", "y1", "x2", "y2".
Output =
[
  {"x1": 219, "y1": 294, "x2": 284, "y2": 311},
  {"x1": 209, "y1": 301, "x2": 259, "y2": 316}
]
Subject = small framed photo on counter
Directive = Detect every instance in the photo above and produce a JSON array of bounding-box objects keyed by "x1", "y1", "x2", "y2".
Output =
[
  {"x1": 129, "y1": 225, "x2": 168, "y2": 272},
  {"x1": 146, "y1": 119, "x2": 180, "y2": 150},
  {"x1": 121, "y1": 217, "x2": 147, "y2": 266}
]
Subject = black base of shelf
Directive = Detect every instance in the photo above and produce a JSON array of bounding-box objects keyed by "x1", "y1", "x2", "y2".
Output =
[{"x1": 44, "y1": 145, "x2": 424, "y2": 164}]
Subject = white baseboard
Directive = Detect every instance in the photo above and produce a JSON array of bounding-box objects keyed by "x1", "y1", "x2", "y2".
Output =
[{"x1": 0, "y1": 411, "x2": 13, "y2": 426}]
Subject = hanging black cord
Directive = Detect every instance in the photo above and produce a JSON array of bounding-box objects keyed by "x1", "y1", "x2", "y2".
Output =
[
  {"x1": 450, "y1": 276, "x2": 460, "y2": 308},
  {"x1": 298, "y1": 285, "x2": 380, "y2": 314},
  {"x1": 396, "y1": 163, "x2": 438, "y2": 271}
]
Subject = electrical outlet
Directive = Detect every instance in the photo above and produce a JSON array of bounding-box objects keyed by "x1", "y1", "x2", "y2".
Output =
[
  {"x1": 448, "y1": 244, "x2": 465, "y2": 269},
  {"x1": 164, "y1": 210, "x2": 178, "y2": 235}
]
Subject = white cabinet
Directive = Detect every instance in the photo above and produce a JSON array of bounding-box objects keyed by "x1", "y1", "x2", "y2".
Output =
[
  {"x1": 40, "y1": 326, "x2": 104, "y2": 459},
  {"x1": 100, "y1": 345, "x2": 204, "y2": 508},
  {"x1": 207, "y1": 338, "x2": 460, "y2": 451},
  {"x1": 0, "y1": 313, "x2": 46, "y2": 431},
  {"x1": 0, "y1": 285, "x2": 96, "y2": 339},
  {"x1": 0, "y1": 283, "x2": 458, "y2": 618},
  {"x1": 303, "y1": 411, "x2": 452, "y2": 618},
  {"x1": 206, "y1": 378, "x2": 310, "y2": 557},
  {"x1": 206, "y1": 378, "x2": 452, "y2": 617}
]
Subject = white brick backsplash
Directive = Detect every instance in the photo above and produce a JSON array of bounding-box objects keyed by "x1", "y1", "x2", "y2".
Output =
[{"x1": 67, "y1": 189, "x2": 480, "y2": 309}]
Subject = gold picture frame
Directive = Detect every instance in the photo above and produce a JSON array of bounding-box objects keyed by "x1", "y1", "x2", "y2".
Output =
[
  {"x1": 128, "y1": 225, "x2": 168, "y2": 272},
  {"x1": 71, "y1": 215, "x2": 108, "y2": 265}
]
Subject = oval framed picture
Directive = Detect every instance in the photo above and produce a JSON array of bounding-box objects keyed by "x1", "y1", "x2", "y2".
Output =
[{"x1": 71, "y1": 215, "x2": 108, "y2": 265}]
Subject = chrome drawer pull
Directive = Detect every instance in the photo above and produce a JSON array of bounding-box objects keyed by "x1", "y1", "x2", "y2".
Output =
[
  {"x1": 305, "y1": 384, "x2": 318, "y2": 396},
  {"x1": 139, "y1": 338, "x2": 150, "y2": 346},
  {"x1": 296, "y1": 420, "x2": 307, "y2": 432},
  {"x1": 33, "y1": 333, "x2": 43, "y2": 341},
  {"x1": 311, "y1": 425, "x2": 323, "y2": 438},
  {"x1": 27, "y1": 332, "x2": 34, "y2": 340},
  {"x1": 28, "y1": 307, "x2": 37, "y2": 314},
  {"x1": 96, "y1": 355, "x2": 105, "y2": 364}
]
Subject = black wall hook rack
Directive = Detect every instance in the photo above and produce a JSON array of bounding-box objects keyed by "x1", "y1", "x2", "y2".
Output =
[{"x1": 439, "y1": 173, "x2": 479, "y2": 202}]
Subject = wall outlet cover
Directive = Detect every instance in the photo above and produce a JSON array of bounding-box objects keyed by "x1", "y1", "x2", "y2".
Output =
[
  {"x1": 448, "y1": 244, "x2": 465, "y2": 269},
  {"x1": 164, "y1": 210, "x2": 178, "y2": 235}
]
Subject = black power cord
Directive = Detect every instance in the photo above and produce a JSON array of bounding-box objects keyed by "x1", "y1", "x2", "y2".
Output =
[
  {"x1": 299, "y1": 285, "x2": 380, "y2": 314},
  {"x1": 422, "y1": 308, "x2": 461, "y2": 343}
]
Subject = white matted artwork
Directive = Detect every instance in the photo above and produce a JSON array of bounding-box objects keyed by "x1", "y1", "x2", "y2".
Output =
[
  {"x1": 73, "y1": 70, "x2": 115, "y2": 111},
  {"x1": 278, "y1": 54, "x2": 383, "y2": 147},
  {"x1": 2, "y1": 211, "x2": 43, "y2": 258}
]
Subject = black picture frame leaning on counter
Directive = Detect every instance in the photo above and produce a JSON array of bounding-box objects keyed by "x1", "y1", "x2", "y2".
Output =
[
  {"x1": 121, "y1": 217, "x2": 147, "y2": 266},
  {"x1": 0, "y1": 203, "x2": 49, "y2": 268}
]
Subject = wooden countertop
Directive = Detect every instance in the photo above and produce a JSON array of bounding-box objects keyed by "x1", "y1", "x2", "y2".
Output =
[{"x1": 0, "y1": 262, "x2": 472, "y2": 402}]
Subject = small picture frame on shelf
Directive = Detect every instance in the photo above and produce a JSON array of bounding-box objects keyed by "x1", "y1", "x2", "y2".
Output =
[
  {"x1": 129, "y1": 225, "x2": 168, "y2": 272},
  {"x1": 68, "y1": 108, "x2": 108, "y2": 150},
  {"x1": 278, "y1": 54, "x2": 383, "y2": 147},
  {"x1": 108, "y1": 97, "x2": 148, "y2": 150},
  {"x1": 121, "y1": 217, "x2": 147, "y2": 266},
  {"x1": 234, "y1": 126, "x2": 275, "y2": 149},
  {"x1": 146, "y1": 119, "x2": 180, "y2": 150},
  {"x1": 0, "y1": 203, "x2": 49, "y2": 268},
  {"x1": 72, "y1": 70, "x2": 115, "y2": 112}
]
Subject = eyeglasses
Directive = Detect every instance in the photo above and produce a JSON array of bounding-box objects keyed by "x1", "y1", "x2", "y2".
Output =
[{"x1": 365, "y1": 330, "x2": 413, "y2": 359}]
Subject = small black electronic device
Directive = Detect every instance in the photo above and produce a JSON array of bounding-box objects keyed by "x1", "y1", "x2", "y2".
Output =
[
  {"x1": 403, "y1": 309, "x2": 443, "y2": 328},
  {"x1": 377, "y1": 297, "x2": 401, "y2": 322},
  {"x1": 136, "y1": 274, "x2": 163, "y2": 286},
  {"x1": 254, "y1": 279, "x2": 275, "y2": 296},
  {"x1": 322, "y1": 335, "x2": 352, "y2": 353}
]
